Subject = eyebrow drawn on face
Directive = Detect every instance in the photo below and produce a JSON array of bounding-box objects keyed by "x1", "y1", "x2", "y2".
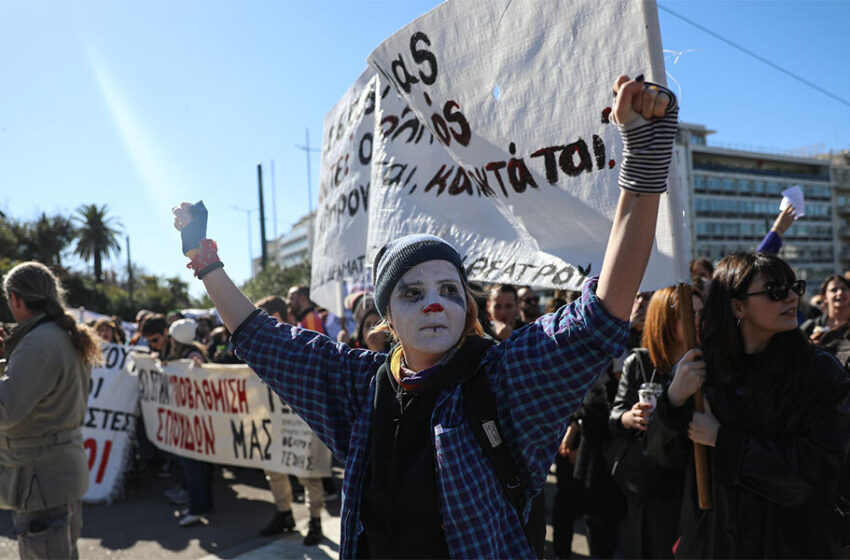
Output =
[{"x1": 395, "y1": 278, "x2": 461, "y2": 292}]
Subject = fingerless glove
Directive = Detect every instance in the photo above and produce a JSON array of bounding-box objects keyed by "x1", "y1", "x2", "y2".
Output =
[{"x1": 617, "y1": 83, "x2": 679, "y2": 195}]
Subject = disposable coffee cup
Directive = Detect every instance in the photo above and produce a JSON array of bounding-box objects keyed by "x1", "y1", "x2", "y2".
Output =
[{"x1": 638, "y1": 382, "x2": 663, "y2": 412}]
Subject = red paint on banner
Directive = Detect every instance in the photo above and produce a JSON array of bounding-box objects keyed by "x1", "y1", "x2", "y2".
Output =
[
  {"x1": 156, "y1": 407, "x2": 216, "y2": 455},
  {"x1": 96, "y1": 440, "x2": 112, "y2": 483},
  {"x1": 169, "y1": 376, "x2": 249, "y2": 414}
]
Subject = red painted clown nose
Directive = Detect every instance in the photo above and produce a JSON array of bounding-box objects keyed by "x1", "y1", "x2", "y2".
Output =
[{"x1": 423, "y1": 303, "x2": 444, "y2": 313}]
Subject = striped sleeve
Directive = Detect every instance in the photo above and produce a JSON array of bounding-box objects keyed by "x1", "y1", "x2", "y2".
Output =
[{"x1": 617, "y1": 83, "x2": 679, "y2": 194}]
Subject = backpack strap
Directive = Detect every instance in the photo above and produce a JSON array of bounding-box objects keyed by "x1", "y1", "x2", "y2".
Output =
[
  {"x1": 438, "y1": 336, "x2": 525, "y2": 512},
  {"x1": 461, "y1": 367, "x2": 526, "y2": 515}
]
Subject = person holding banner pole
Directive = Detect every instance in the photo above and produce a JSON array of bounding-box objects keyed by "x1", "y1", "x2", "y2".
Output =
[
  {"x1": 647, "y1": 252, "x2": 850, "y2": 557},
  {"x1": 172, "y1": 74, "x2": 678, "y2": 558},
  {"x1": 0, "y1": 262, "x2": 102, "y2": 559}
]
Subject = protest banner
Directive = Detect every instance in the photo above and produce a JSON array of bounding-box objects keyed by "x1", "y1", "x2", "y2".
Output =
[
  {"x1": 311, "y1": 70, "x2": 379, "y2": 314},
  {"x1": 132, "y1": 354, "x2": 332, "y2": 477},
  {"x1": 365, "y1": 0, "x2": 690, "y2": 290},
  {"x1": 82, "y1": 343, "x2": 140, "y2": 504}
]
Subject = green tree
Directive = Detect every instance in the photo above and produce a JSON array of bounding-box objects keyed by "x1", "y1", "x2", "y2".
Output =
[
  {"x1": 0, "y1": 217, "x2": 19, "y2": 260},
  {"x1": 23, "y1": 213, "x2": 76, "y2": 267},
  {"x1": 0, "y1": 257, "x2": 14, "y2": 322},
  {"x1": 62, "y1": 270, "x2": 194, "y2": 321},
  {"x1": 241, "y1": 262, "x2": 311, "y2": 302},
  {"x1": 74, "y1": 204, "x2": 122, "y2": 283}
]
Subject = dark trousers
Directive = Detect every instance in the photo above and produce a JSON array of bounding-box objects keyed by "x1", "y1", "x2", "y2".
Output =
[
  {"x1": 625, "y1": 498, "x2": 680, "y2": 559},
  {"x1": 179, "y1": 457, "x2": 214, "y2": 514},
  {"x1": 553, "y1": 453, "x2": 575, "y2": 558},
  {"x1": 527, "y1": 491, "x2": 546, "y2": 558}
]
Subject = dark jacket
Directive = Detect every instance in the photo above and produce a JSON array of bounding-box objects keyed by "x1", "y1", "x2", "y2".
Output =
[
  {"x1": 646, "y1": 348, "x2": 850, "y2": 558},
  {"x1": 801, "y1": 315, "x2": 850, "y2": 370},
  {"x1": 573, "y1": 368, "x2": 625, "y2": 520},
  {"x1": 610, "y1": 349, "x2": 685, "y2": 558}
]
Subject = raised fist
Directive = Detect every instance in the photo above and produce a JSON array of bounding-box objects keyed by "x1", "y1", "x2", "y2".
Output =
[{"x1": 173, "y1": 201, "x2": 208, "y2": 257}]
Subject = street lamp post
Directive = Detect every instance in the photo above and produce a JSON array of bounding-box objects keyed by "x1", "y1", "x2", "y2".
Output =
[
  {"x1": 230, "y1": 205, "x2": 257, "y2": 277},
  {"x1": 296, "y1": 128, "x2": 320, "y2": 215}
]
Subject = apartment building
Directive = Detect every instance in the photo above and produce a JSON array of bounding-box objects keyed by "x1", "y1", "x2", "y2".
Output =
[{"x1": 677, "y1": 123, "x2": 839, "y2": 289}]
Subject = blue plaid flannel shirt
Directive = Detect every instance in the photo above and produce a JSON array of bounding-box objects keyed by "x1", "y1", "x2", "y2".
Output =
[{"x1": 232, "y1": 277, "x2": 627, "y2": 558}]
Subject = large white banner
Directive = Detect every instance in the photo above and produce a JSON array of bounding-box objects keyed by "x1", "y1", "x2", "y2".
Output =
[
  {"x1": 83, "y1": 343, "x2": 140, "y2": 504},
  {"x1": 312, "y1": 71, "x2": 379, "y2": 315},
  {"x1": 361, "y1": 0, "x2": 689, "y2": 290},
  {"x1": 131, "y1": 355, "x2": 332, "y2": 477}
]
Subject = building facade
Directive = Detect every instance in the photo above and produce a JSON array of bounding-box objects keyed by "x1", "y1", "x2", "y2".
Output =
[
  {"x1": 831, "y1": 151, "x2": 850, "y2": 273},
  {"x1": 254, "y1": 211, "x2": 315, "y2": 276},
  {"x1": 677, "y1": 123, "x2": 841, "y2": 291}
]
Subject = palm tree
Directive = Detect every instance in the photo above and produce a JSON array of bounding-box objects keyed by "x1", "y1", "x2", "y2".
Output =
[{"x1": 74, "y1": 204, "x2": 122, "y2": 283}]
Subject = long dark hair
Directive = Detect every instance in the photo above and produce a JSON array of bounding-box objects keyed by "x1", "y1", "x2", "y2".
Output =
[{"x1": 700, "y1": 252, "x2": 812, "y2": 388}]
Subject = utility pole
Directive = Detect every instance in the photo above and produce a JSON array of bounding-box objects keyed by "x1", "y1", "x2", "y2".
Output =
[
  {"x1": 257, "y1": 163, "x2": 268, "y2": 271},
  {"x1": 271, "y1": 159, "x2": 278, "y2": 239},
  {"x1": 295, "y1": 128, "x2": 321, "y2": 215},
  {"x1": 126, "y1": 235, "x2": 134, "y2": 309}
]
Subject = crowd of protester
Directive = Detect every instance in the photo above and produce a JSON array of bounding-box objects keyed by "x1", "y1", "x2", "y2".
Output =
[
  {"x1": 6, "y1": 205, "x2": 850, "y2": 558},
  {"x1": 7, "y1": 232, "x2": 850, "y2": 557},
  {"x1": 5, "y1": 75, "x2": 850, "y2": 559},
  {"x1": 91, "y1": 250, "x2": 850, "y2": 557}
]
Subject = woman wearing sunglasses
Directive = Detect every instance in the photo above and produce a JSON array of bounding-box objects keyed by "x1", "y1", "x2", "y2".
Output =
[
  {"x1": 801, "y1": 275, "x2": 850, "y2": 368},
  {"x1": 646, "y1": 252, "x2": 850, "y2": 557}
]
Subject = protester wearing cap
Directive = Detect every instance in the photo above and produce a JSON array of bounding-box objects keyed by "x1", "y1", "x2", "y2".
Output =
[
  {"x1": 141, "y1": 316, "x2": 206, "y2": 366},
  {"x1": 139, "y1": 315, "x2": 212, "y2": 526},
  {"x1": 172, "y1": 74, "x2": 678, "y2": 558}
]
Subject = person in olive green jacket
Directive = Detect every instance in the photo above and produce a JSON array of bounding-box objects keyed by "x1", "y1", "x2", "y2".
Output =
[{"x1": 0, "y1": 262, "x2": 101, "y2": 559}]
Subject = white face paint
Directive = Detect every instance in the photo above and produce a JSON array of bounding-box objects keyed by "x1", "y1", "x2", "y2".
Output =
[{"x1": 387, "y1": 260, "x2": 467, "y2": 371}]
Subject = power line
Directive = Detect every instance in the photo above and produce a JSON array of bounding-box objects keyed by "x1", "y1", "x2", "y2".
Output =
[{"x1": 658, "y1": 3, "x2": 850, "y2": 109}]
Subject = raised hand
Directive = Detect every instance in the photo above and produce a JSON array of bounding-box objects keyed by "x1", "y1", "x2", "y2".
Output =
[
  {"x1": 173, "y1": 201, "x2": 208, "y2": 257},
  {"x1": 771, "y1": 204, "x2": 796, "y2": 236},
  {"x1": 667, "y1": 348, "x2": 707, "y2": 407},
  {"x1": 612, "y1": 74, "x2": 672, "y2": 126},
  {"x1": 610, "y1": 75, "x2": 678, "y2": 196}
]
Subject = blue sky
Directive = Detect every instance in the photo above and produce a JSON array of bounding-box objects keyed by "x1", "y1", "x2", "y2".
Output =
[{"x1": 1, "y1": 1, "x2": 848, "y2": 300}]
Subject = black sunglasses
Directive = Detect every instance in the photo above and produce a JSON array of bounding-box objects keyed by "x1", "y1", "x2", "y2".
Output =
[
  {"x1": 739, "y1": 279, "x2": 806, "y2": 301},
  {"x1": 522, "y1": 296, "x2": 539, "y2": 304}
]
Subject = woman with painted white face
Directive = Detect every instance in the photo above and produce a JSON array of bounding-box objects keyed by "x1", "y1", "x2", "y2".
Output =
[
  {"x1": 647, "y1": 252, "x2": 850, "y2": 557},
  {"x1": 173, "y1": 75, "x2": 678, "y2": 558}
]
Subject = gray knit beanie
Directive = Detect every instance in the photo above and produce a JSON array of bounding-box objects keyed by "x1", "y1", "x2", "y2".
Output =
[{"x1": 372, "y1": 234, "x2": 467, "y2": 318}]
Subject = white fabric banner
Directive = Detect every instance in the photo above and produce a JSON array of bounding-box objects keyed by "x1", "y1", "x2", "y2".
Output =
[
  {"x1": 131, "y1": 355, "x2": 332, "y2": 477},
  {"x1": 312, "y1": 70, "x2": 379, "y2": 315},
  {"x1": 82, "y1": 343, "x2": 140, "y2": 504},
  {"x1": 364, "y1": 0, "x2": 689, "y2": 290}
]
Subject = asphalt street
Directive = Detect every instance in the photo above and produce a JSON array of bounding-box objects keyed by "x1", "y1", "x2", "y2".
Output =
[{"x1": 0, "y1": 466, "x2": 591, "y2": 559}]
